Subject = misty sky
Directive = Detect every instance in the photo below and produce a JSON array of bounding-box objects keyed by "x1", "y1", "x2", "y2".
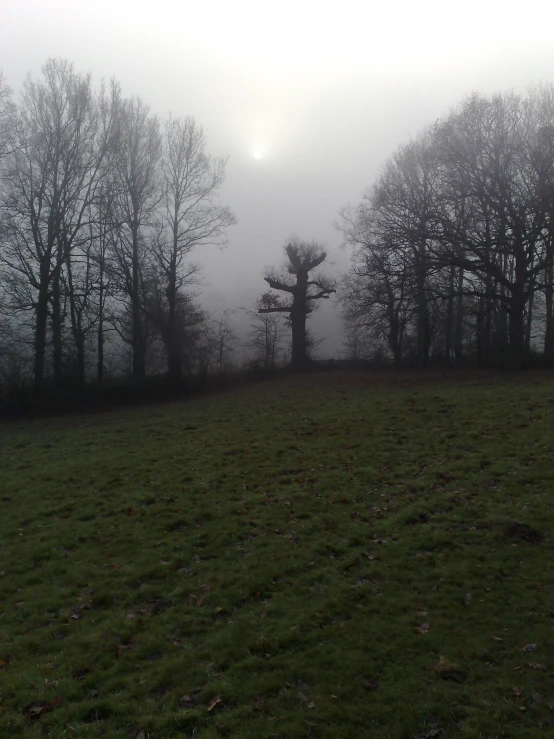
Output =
[{"x1": 2, "y1": 0, "x2": 554, "y2": 356}]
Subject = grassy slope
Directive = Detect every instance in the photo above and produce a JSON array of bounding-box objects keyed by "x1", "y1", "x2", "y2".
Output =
[{"x1": 1, "y1": 371, "x2": 554, "y2": 738}]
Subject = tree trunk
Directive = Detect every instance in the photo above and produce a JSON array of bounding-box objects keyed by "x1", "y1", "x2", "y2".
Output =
[
  {"x1": 131, "y1": 227, "x2": 145, "y2": 378},
  {"x1": 454, "y1": 266, "x2": 464, "y2": 364},
  {"x1": 525, "y1": 288, "x2": 535, "y2": 358},
  {"x1": 508, "y1": 284, "x2": 526, "y2": 370},
  {"x1": 75, "y1": 335, "x2": 86, "y2": 389},
  {"x1": 445, "y1": 265, "x2": 455, "y2": 364},
  {"x1": 482, "y1": 278, "x2": 495, "y2": 368},
  {"x1": 166, "y1": 258, "x2": 182, "y2": 381},
  {"x1": 97, "y1": 267, "x2": 105, "y2": 383},
  {"x1": 476, "y1": 298, "x2": 484, "y2": 367},
  {"x1": 33, "y1": 285, "x2": 49, "y2": 397},
  {"x1": 291, "y1": 309, "x2": 308, "y2": 369},
  {"x1": 65, "y1": 252, "x2": 86, "y2": 389},
  {"x1": 291, "y1": 272, "x2": 309, "y2": 370},
  {"x1": 508, "y1": 246, "x2": 528, "y2": 370},
  {"x1": 389, "y1": 311, "x2": 402, "y2": 365},
  {"x1": 51, "y1": 271, "x2": 64, "y2": 390},
  {"x1": 415, "y1": 242, "x2": 430, "y2": 368},
  {"x1": 544, "y1": 256, "x2": 554, "y2": 366}
]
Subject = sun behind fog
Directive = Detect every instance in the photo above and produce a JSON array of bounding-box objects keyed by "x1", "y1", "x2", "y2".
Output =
[{"x1": 252, "y1": 150, "x2": 264, "y2": 160}]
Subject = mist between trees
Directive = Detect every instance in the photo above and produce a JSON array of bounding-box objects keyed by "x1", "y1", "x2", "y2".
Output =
[{"x1": 1, "y1": 61, "x2": 554, "y2": 410}]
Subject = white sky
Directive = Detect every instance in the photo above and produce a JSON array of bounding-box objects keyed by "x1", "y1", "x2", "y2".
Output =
[{"x1": 2, "y1": 0, "x2": 554, "y2": 355}]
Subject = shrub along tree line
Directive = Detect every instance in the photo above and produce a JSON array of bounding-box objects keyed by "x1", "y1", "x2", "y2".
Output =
[{"x1": 339, "y1": 87, "x2": 554, "y2": 370}]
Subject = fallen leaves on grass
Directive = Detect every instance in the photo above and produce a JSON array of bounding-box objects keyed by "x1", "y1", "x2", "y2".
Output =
[
  {"x1": 179, "y1": 695, "x2": 195, "y2": 709},
  {"x1": 208, "y1": 695, "x2": 222, "y2": 711},
  {"x1": 415, "y1": 623, "x2": 429, "y2": 634},
  {"x1": 24, "y1": 702, "x2": 51, "y2": 718},
  {"x1": 23, "y1": 696, "x2": 62, "y2": 719}
]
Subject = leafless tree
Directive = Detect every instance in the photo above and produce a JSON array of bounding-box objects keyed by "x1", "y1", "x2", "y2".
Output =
[
  {"x1": 259, "y1": 239, "x2": 336, "y2": 369},
  {"x1": 213, "y1": 308, "x2": 237, "y2": 376},
  {"x1": 152, "y1": 116, "x2": 235, "y2": 379},
  {"x1": 110, "y1": 96, "x2": 162, "y2": 378},
  {"x1": 244, "y1": 292, "x2": 286, "y2": 368}
]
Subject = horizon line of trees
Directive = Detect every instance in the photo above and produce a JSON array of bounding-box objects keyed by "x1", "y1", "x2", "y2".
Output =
[{"x1": 3, "y1": 60, "x2": 554, "y2": 406}]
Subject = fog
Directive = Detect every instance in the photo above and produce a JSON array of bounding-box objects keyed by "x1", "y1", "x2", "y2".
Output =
[{"x1": 2, "y1": 0, "x2": 554, "y2": 356}]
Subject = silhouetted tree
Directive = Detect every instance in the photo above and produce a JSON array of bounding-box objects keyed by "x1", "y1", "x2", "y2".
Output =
[
  {"x1": 213, "y1": 308, "x2": 236, "y2": 376},
  {"x1": 152, "y1": 116, "x2": 235, "y2": 379},
  {"x1": 244, "y1": 292, "x2": 286, "y2": 368},
  {"x1": 259, "y1": 239, "x2": 335, "y2": 370},
  {"x1": 110, "y1": 96, "x2": 162, "y2": 378}
]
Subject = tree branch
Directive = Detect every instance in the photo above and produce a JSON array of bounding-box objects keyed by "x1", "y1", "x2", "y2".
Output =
[
  {"x1": 258, "y1": 305, "x2": 292, "y2": 313},
  {"x1": 264, "y1": 276, "x2": 295, "y2": 293}
]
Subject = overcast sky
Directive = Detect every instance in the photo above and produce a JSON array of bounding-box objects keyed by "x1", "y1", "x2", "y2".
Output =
[{"x1": 2, "y1": 0, "x2": 554, "y2": 356}]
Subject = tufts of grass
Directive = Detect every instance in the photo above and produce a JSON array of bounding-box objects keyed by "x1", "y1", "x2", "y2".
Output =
[{"x1": 1, "y1": 371, "x2": 554, "y2": 738}]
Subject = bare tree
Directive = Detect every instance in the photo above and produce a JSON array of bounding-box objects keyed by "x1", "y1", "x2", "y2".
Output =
[
  {"x1": 244, "y1": 292, "x2": 286, "y2": 368},
  {"x1": 259, "y1": 239, "x2": 336, "y2": 370},
  {"x1": 213, "y1": 308, "x2": 236, "y2": 376},
  {"x1": 152, "y1": 116, "x2": 235, "y2": 379},
  {"x1": 110, "y1": 96, "x2": 162, "y2": 378}
]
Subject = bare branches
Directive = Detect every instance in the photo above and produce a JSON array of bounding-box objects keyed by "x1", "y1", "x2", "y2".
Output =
[
  {"x1": 339, "y1": 86, "x2": 554, "y2": 369},
  {"x1": 263, "y1": 275, "x2": 295, "y2": 293}
]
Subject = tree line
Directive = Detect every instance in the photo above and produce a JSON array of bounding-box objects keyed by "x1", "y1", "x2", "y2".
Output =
[
  {"x1": 339, "y1": 86, "x2": 554, "y2": 370},
  {"x1": 0, "y1": 60, "x2": 235, "y2": 398},
  {"x1": 2, "y1": 61, "x2": 554, "y2": 407}
]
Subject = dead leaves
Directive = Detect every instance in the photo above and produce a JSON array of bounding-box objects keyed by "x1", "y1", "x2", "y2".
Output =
[
  {"x1": 207, "y1": 695, "x2": 222, "y2": 712},
  {"x1": 415, "y1": 623, "x2": 429, "y2": 634},
  {"x1": 24, "y1": 702, "x2": 51, "y2": 718},
  {"x1": 179, "y1": 694, "x2": 195, "y2": 709},
  {"x1": 190, "y1": 584, "x2": 211, "y2": 607},
  {"x1": 23, "y1": 696, "x2": 63, "y2": 719}
]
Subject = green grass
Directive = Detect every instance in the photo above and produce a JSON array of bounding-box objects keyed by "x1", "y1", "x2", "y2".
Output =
[{"x1": 1, "y1": 371, "x2": 554, "y2": 738}]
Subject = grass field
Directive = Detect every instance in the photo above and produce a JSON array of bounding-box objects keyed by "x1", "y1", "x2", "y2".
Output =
[{"x1": 1, "y1": 371, "x2": 554, "y2": 738}]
